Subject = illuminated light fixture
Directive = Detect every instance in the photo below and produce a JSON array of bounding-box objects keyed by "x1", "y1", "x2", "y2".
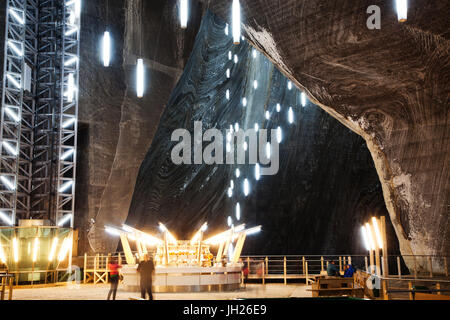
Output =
[
  {"x1": 9, "y1": 8, "x2": 25, "y2": 25},
  {"x1": 102, "y1": 31, "x2": 111, "y2": 67},
  {"x1": 5, "y1": 107, "x2": 20, "y2": 122},
  {"x1": 32, "y1": 237, "x2": 39, "y2": 263},
  {"x1": 236, "y1": 203, "x2": 241, "y2": 220},
  {"x1": 58, "y1": 214, "x2": 73, "y2": 227},
  {"x1": 3, "y1": 141, "x2": 18, "y2": 156},
  {"x1": 234, "y1": 54, "x2": 238, "y2": 64},
  {"x1": 226, "y1": 89, "x2": 230, "y2": 100},
  {"x1": 242, "y1": 97, "x2": 247, "y2": 107},
  {"x1": 58, "y1": 237, "x2": 71, "y2": 262},
  {"x1": 241, "y1": 35, "x2": 245, "y2": 41},
  {"x1": 69, "y1": 10, "x2": 76, "y2": 25},
  {"x1": 253, "y1": 80, "x2": 258, "y2": 89},
  {"x1": 105, "y1": 226, "x2": 121, "y2": 236},
  {"x1": 0, "y1": 239, "x2": 6, "y2": 263},
  {"x1": 66, "y1": 0, "x2": 81, "y2": 18},
  {"x1": 288, "y1": 107, "x2": 294, "y2": 124},
  {"x1": 395, "y1": 0, "x2": 408, "y2": 22},
  {"x1": 252, "y1": 49, "x2": 257, "y2": 59},
  {"x1": 12, "y1": 237, "x2": 19, "y2": 263},
  {"x1": 243, "y1": 179, "x2": 250, "y2": 196},
  {"x1": 61, "y1": 148, "x2": 75, "y2": 160},
  {"x1": 255, "y1": 164, "x2": 261, "y2": 181},
  {"x1": 365, "y1": 223, "x2": 376, "y2": 251},
  {"x1": 7, "y1": 74, "x2": 21, "y2": 89},
  {"x1": 276, "y1": 103, "x2": 281, "y2": 112},
  {"x1": 266, "y1": 142, "x2": 271, "y2": 158},
  {"x1": 66, "y1": 73, "x2": 75, "y2": 102},
  {"x1": 234, "y1": 123, "x2": 239, "y2": 132},
  {"x1": 245, "y1": 226, "x2": 262, "y2": 236},
  {"x1": 232, "y1": 0, "x2": 241, "y2": 44},
  {"x1": 158, "y1": 223, "x2": 177, "y2": 244},
  {"x1": 229, "y1": 124, "x2": 234, "y2": 133},
  {"x1": 227, "y1": 132, "x2": 232, "y2": 143},
  {"x1": 227, "y1": 216, "x2": 232, "y2": 227},
  {"x1": 48, "y1": 237, "x2": 59, "y2": 261},
  {"x1": 122, "y1": 225, "x2": 134, "y2": 233},
  {"x1": 301, "y1": 92, "x2": 307, "y2": 107},
  {"x1": 228, "y1": 51, "x2": 232, "y2": 60},
  {"x1": 62, "y1": 117, "x2": 76, "y2": 128},
  {"x1": 59, "y1": 180, "x2": 73, "y2": 193},
  {"x1": 226, "y1": 142, "x2": 231, "y2": 153},
  {"x1": 227, "y1": 187, "x2": 233, "y2": 198},
  {"x1": 277, "y1": 126, "x2": 283, "y2": 143},
  {"x1": 226, "y1": 68, "x2": 230, "y2": 78},
  {"x1": 136, "y1": 58, "x2": 145, "y2": 98},
  {"x1": 0, "y1": 211, "x2": 13, "y2": 226},
  {"x1": 265, "y1": 111, "x2": 270, "y2": 120},
  {"x1": 230, "y1": 180, "x2": 234, "y2": 189},
  {"x1": 1, "y1": 176, "x2": 16, "y2": 190},
  {"x1": 191, "y1": 222, "x2": 208, "y2": 245},
  {"x1": 361, "y1": 226, "x2": 370, "y2": 251},
  {"x1": 65, "y1": 26, "x2": 78, "y2": 36},
  {"x1": 179, "y1": 0, "x2": 188, "y2": 29},
  {"x1": 288, "y1": 81, "x2": 292, "y2": 90},
  {"x1": 243, "y1": 141, "x2": 248, "y2": 151},
  {"x1": 8, "y1": 40, "x2": 23, "y2": 56},
  {"x1": 372, "y1": 217, "x2": 383, "y2": 249},
  {"x1": 235, "y1": 168, "x2": 241, "y2": 178},
  {"x1": 254, "y1": 123, "x2": 259, "y2": 132},
  {"x1": 225, "y1": 23, "x2": 229, "y2": 36},
  {"x1": 64, "y1": 56, "x2": 78, "y2": 66}
]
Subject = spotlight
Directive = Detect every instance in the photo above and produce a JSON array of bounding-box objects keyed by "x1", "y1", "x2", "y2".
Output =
[
  {"x1": 395, "y1": 0, "x2": 408, "y2": 22},
  {"x1": 102, "y1": 31, "x2": 111, "y2": 67},
  {"x1": 136, "y1": 58, "x2": 145, "y2": 98},
  {"x1": 232, "y1": 0, "x2": 241, "y2": 44},
  {"x1": 179, "y1": 0, "x2": 189, "y2": 29}
]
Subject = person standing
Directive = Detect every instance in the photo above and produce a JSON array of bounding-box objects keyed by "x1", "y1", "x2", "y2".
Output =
[
  {"x1": 137, "y1": 253, "x2": 155, "y2": 300},
  {"x1": 107, "y1": 257, "x2": 122, "y2": 300}
]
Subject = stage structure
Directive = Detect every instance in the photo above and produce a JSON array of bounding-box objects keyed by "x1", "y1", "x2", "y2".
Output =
[
  {"x1": 0, "y1": 0, "x2": 81, "y2": 283},
  {"x1": 104, "y1": 223, "x2": 262, "y2": 292}
]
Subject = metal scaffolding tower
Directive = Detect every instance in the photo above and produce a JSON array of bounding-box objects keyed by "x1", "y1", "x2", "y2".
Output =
[{"x1": 0, "y1": 0, "x2": 80, "y2": 228}]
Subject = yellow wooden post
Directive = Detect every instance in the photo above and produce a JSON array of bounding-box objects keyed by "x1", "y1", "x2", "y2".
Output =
[
  {"x1": 339, "y1": 256, "x2": 342, "y2": 273},
  {"x1": 83, "y1": 253, "x2": 87, "y2": 283},
  {"x1": 321, "y1": 256, "x2": 324, "y2": 272},
  {"x1": 305, "y1": 262, "x2": 309, "y2": 285},
  {"x1": 283, "y1": 257, "x2": 287, "y2": 285},
  {"x1": 262, "y1": 261, "x2": 265, "y2": 285},
  {"x1": 444, "y1": 257, "x2": 448, "y2": 277},
  {"x1": 375, "y1": 249, "x2": 381, "y2": 276},
  {"x1": 8, "y1": 277, "x2": 13, "y2": 300},
  {"x1": 106, "y1": 254, "x2": 110, "y2": 283},
  {"x1": 247, "y1": 256, "x2": 250, "y2": 269},
  {"x1": 382, "y1": 280, "x2": 389, "y2": 300},
  {"x1": 380, "y1": 217, "x2": 389, "y2": 275},
  {"x1": 369, "y1": 251, "x2": 374, "y2": 274},
  {"x1": 397, "y1": 256, "x2": 402, "y2": 278},
  {"x1": 365, "y1": 256, "x2": 369, "y2": 273},
  {"x1": 428, "y1": 256, "x2": 433, "y2": 278},
  {"x1": 0, "y1": 277, "x2": 5, "y2": 300},
  {"x1": 265, "y1": 257, "x2": 268, "y2": 275},
  {"x1": 348, "y1": 256, "x2": 352, "y2": 265},
  {"x1": 302, "y1": 256, "x2": 306, "y2": 275},
  {"x1": 408, "y1": 281, "x2": 414, "y2": 300},
  {"x1": 436, "y1": 283, "x2": 441, "y2": 295}
]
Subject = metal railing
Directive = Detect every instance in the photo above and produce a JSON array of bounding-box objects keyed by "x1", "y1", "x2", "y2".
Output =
[{"x1": 0, "y1": 273, "x2": 14, "y2": 300}]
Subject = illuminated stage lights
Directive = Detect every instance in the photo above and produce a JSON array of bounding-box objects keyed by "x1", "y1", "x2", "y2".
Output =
[
  {"x1": 235, "y1": 168, "x2": 241, "y2": 178},
  {"x1": 179, "y1": 0, "x2": 189, "y2": 29},
  {"x1": 227, "y1": 187, "x2": 233, "y2": 198},
  {"x1": 277, "y1": 126, "x2": 283, "y2": 143},
  {"x1": 242, "y1": 97, "x2": 247, "y2": 107},
  {"x1": 230, "y1": 180, "x2": 234, "y2": 189},
  {"x1": 234, "y1": 123, "x2": 240, "y2": 132},
  {"x1": 243, "y1": 179, "x2": 250, "y2": 196},
  {"x1": 301, "y1": 92, "x2": 307, "y2": 107},
  {"x1": 234, "y1": 54, "x2": 239, "y2": 64},
  {"x1": 254, "y1": 123, "x2": 259, "y2": 132},
  {"x1": 232, "y1": 0, "x2": 241, "y2": 44},
  {"x1": 372, "y1": 217, "x2": 384, "y2": 249},
  {"x1": 252, "y1": 49, "x2": 257, "y2": 59},
  {"x1": 66, "y1": 0, "x2": 82, "y2": 18},
  {"x1": 65, "y1": 73, "x2": 76, "y2": 102},
  {"x1": 365, "y1": 223, "x2": 376, "y2": 251},
  {"x1": 227, "y1": 216, "x2": 232, "y2": 227},
  {"x1": 226, "y1": 68, "x2": 230, "y2": 79},
  {"x1": 225, "y1": 23, "x2": 229, "y2": 36},
  {"x1": 276, "y1": 103, "x2": 281, "y2": 112},
  {"x1": 228, "y1": 51, "x2": 232, "y2": 60},
  {"x1": 265, "y1": 111, "x2": 270, "y2": 120},
  {"x1": 255, "y1": 164, "x2": 261, "y2": 181},
  {"x1": 288, "y1": 107, "x2": 294, "y2": 124},
  {"x1": 236, "y1": 203, "x2": 241, "y2": 220},
  {"x1": 64, "y1": 56, "x2": 78, "y2": 66},
  {"x1": 288, "y1": 81, "x2": 292, "y2": 90},
  {"x1": 226, "y1": 89, "x2": 230, "y2": 100},
  {"x1": 253, "y1": 80, "x2": 258, "y2": 89},
  {"x1": 266, "y1": 142, "x2": 271, "y2": 159},
  {"x1": 395, "y1": 0, "x2": 408, "y2": 22}
]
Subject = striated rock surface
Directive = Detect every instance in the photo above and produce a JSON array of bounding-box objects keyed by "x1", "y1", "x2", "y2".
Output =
[
  {"x1": 200, "y1": 0, "x2": 450, "y2": 259},
  {"x1": 126, "y1": 12, "x2": 399, "y2": 256}
]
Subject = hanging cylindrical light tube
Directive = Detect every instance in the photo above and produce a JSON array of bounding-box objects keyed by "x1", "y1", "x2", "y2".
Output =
[
  {"x1": 395, "y1": 0, "x2": 408, "y2": 22},
  {"x1": 102, "y1": 31, "x2": 111, "y2": 67},
  {"x1": 232, "y1": 0, "x2": 241, "y2": 44},
  {"x1": 180, "y1": 0, "x2": 188, "y2": 29},
  {"x1": 236, "y1": 203, "x2": 241, "y2": 220},
  {"x1": 136, "y1": 58, "x2": 145, "y2": 98},
  {"x1": 255, "y1": 164, "x2": 261, "y2": 181},
  {"x1": 0, "y1": 239, "x2": 6, "y2": 263},
  {"x1": 301, "y1": 92, "x2": 307, "y2": 107}
]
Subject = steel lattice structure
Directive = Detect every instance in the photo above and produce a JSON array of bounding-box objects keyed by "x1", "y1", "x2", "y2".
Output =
[{"x1": 0, "y1": 0, "x2": 80, "y2": 228}]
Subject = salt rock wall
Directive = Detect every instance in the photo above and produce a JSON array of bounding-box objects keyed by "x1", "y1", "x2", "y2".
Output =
[
  {"x1": 201, "y1": 0, "x2": 450, "y2": 259},
  {"x1": 78, "y1": 0, "x2": 203, "y2": 253},
  {"x1": 126, "y1": 11, "x2": 399, "y2": 256}
]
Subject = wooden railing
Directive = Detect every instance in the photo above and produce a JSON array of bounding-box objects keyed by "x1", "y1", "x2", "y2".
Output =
[{"x1": 0, "y1": 273, "x2": 14, "y2": 300}]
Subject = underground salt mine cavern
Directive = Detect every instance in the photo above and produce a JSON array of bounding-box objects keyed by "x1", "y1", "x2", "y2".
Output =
[{"x1": 0, "y1": 0, "x2": 449, "y2": 308}]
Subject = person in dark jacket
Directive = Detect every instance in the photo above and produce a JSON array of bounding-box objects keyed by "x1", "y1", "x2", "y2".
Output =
[
  {"x1": 344, "y1": 264, "x2": 355, "y2": 278},
  {"x1": 137, "y1": 253, "x2": 155, "y2": 300},
  {"x1": 327, "y1": 261, "x2": 340, "y2": 277},
  {"x1": 107, "y1": 258, "x2": 122, "y2": 300}
]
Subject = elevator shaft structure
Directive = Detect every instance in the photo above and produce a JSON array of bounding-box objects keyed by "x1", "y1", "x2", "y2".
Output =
[{"x1": 0, "y1": 0, "x2": 80, "y2": 228}]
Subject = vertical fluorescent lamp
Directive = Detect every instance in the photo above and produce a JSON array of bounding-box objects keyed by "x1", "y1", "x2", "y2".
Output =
[
  {"x1": 276, "y1": 103, "x2": 281, "y2": 112},
  {"x1": 228, "y1": 188, "x2": 233, "y2": 198},
  {"x1": 0, "y1": 239, "x2": 6, "y2": 263},
  {"x1": 102, "y1": 31, "x2": 111, "y2": 67},
  {"x1": 232, "y1": 0, "x2": 241, "y2": 44},
  {"x1": 255, "y1": 164, "x2": 261, "y2": 181},
  {"x1": 67, "y1": 73, "x2": 75, "y2": 102},
  {"x1": 395, "y1": 0, "x2": 408, "y2": 22},
  {"x1": 361, "y1": 226, "x2": 370, "y2": 251},
  {"x1": 254, "y1": 123, "x2": 259, "y2": 132},
  {"x1": 288, "y1": 81, "x2": 292, "y2": 90},
  {"x1": 243, "y1": 179, "x2": 250, "y2": 196},
  {"x1": 48, "y1": 237, "x2": 59, "y2": 261},
  {"x1": 301, "y1": 92, "x2": 307, "y2": 107},
  {"x1": 180, "y1": 0, "x2": 188, "y2": 29},
  {"x1": 236, "y1": 203, "x2": 241, "y2": 220},
  {"x1": 288, "y1": 107, "x2": 294, "y2": 124},
  {"x1": 235, "y1": 168, "x2": 241, "y2": 178},
  {"x1": 372, "y1": 217, "x2": 383, "y2": 249},
  {"x1": 13, "y1": 237, "x2": 19, "y2": 263},
  {"x1": 365, "y1": 223, "x2": 376, "y2": 250},
  {"x1": 227, "y1": 216, "x2": 232, "y2": 227},
  {"x1": 32, "y1": 237, "x2": 39, "y2": 263},
  {"x1": 266, "y1": 142, "x2": 271, "y2": 158},
  {"x1": 136, "y1": 58, "x2": 144, "y2": 98}
]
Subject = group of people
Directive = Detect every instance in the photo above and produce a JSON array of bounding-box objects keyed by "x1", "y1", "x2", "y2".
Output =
[
  {"x1": 326, "y1": 260, "x2": 355, "y2": 277},
  {"x1": 107, "y1": 253, "x2": 155, "y2": 300}
]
